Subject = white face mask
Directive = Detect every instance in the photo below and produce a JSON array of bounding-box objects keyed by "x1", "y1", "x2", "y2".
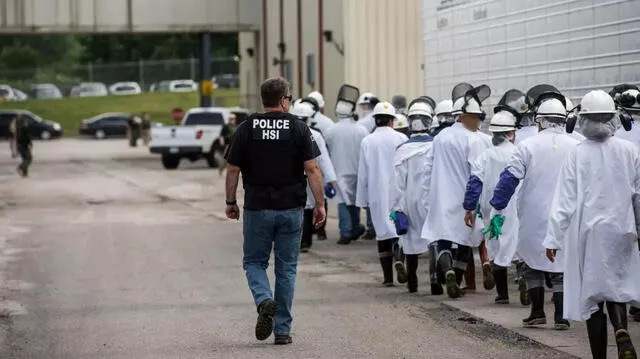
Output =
[{"x1": 335, "y1": 100, "x2": 355, "y2": 118}]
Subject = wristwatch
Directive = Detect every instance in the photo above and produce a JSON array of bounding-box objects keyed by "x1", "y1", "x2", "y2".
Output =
[{"x1": 225, "y1": 200, "x2": 237, "y2": 206}]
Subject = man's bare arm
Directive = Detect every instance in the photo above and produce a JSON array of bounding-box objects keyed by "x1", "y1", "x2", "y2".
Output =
[
  {"x1": 304, "y1": 159, "x2": 324, "y2": 208},
  {"x1": 225, "y1": 164, "x2": 241, "y2": 202}
]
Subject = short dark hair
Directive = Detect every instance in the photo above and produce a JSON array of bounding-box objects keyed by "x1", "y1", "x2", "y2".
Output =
[{"x1": 261, "y1": 77, "x2": 290, "y2": 107}]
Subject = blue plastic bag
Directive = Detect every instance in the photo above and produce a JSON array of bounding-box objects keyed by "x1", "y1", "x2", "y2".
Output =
[
  {"x1": 389, "y1": 211, "x2": 409, "y2": 236},
  {"x1": 324, "y1": 183, "x2": 336, "y2": 199}
]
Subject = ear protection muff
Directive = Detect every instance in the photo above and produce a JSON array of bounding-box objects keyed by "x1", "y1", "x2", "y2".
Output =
[
  {"x1": 619, "y1": 108, "x2": 634, "y2": 131},
  {"x1": 565, "y1": 104, "x2": 579, "y2": 134},
  {"x1": 619, "y1": 93, "x2": 637, "y2": 108}
]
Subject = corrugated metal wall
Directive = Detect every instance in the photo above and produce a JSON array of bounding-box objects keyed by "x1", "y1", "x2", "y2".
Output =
[
  {"x1": 423, "y1": 0, "x2": 640, "y2": 108},
  {"x1": 344, "y1": 0, "x2": 424, "y2": 102}
]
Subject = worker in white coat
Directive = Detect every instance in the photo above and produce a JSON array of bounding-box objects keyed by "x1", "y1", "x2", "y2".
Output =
[
  {"x1": 324, "y1": 86, "x2": 370, "y2": 245},
  {"x1": 307, "y1": 91, "x2": 336, "y2": 134},
  {"x1": 356, "y1": 92, "x2": 379, "y2": 133},
  {"x1": 543, "y1": 90, "x2": 639, "y2": 359},
  {"x1": 389, "y1": 101, "x2": 436, "y2": 294},
  {"x1": 292, "y1": 101, "x2": 338, "y2": 252},
  {"x1": 421, "y1": 84, "x2": 493, "y2": 299},
  {"x1": 355, "y1": 92, "x2": 380, "y2": 240},
  {"x1": 463, "y1": 109, "x2": 520, "y2": 305},
  {"x1": 611, "y1": 84, "x2": 640, "y2": 324},
  {"x1": 356, "y1": 101, "x2": 409, "y2": 286},
  {"x1": 489, "y1": 93, "x2": 580, "y2": 330},
  {"x1": 611, "y1": 84, "x2": 640, "y2": 148},
  {"x1": 297, "y1": 96, "x2": 333, "y2": 241}
]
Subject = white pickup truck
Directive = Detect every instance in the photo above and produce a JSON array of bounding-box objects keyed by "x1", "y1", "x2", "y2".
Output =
[{"x1": 149, "y1": 107, "x2": 249, "y2": 169}]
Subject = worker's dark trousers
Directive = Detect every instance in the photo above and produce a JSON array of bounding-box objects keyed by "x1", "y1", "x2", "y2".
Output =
[{"x1": 301, "y1": 209, "x2": 314, "y2": 249}]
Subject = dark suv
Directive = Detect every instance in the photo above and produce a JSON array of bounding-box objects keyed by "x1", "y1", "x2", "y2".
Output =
[{"x1": 0, "y1": 110, "x2": 63, "y2": 140}]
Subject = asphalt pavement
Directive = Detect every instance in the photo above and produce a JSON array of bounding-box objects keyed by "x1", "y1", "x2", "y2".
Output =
[{"x1": 0, "y1": 138, "x2": 633, "y2": 358}]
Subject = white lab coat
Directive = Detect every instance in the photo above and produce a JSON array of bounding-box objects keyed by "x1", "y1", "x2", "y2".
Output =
[
  {"x1": 542, "y1": 137, "x2": 640, "y2": 321},
  {"x1": 421, "y1": 123, "x2": 492, "y2": 246},
  {"x1": 324, "y1": 117, "x2": 370, "y2": 205},
  {"x1": 515, "y1": 126, "x2": 538, "y2": 145},
  {"x1": 310, "y1": 112, "x2": 335, "y2": 134},
  {"x1": 506, "y1": 127, "x2": 580, "y2": 272},
  {"x1": 472, "y1": 141, "x2": 520, "y2": 267},
  {"x1": 358, "y1": 113, "x2": 376, "y2": 133},
  {"x1": 614, "y1": 122, "x2": 640, "y2": 147},
  {"x1": 390, "y1": 135, "x2": 433, "y2": 254},
  {"x1": 356, "y1": 126, "x2": 408, "y2": 240},
  {"x1": 305, "y1": 127, "x2": 337, "y2": 209}
]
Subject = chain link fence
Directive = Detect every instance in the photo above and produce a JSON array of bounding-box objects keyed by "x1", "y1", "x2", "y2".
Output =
[{"x1": 0, "y1": 57, "x2": 240, "y2": 96}]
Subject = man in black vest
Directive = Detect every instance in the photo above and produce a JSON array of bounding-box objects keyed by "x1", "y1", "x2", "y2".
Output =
[{"x1": 224, "y1": 77, "x2": 326, "y2": 345}]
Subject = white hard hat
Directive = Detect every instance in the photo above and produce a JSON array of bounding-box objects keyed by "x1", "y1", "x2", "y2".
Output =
[
  {"x1": 452, "y1": 97, "x2": 465, "y2": 115},
  {"x1": 372, "y1": 101, "x2": 396, "y2": 118},
  {"x1": 393, "y1": 113, "x2": 409, "y2": 129},
  {"x1": 579, "y1": 90, "x2": 616, "y2": 114},
  {"x1": 463, "y1": 97, "x2": 483, "y2": 115},
  {"x1": 292, "y1": 101, "x2": 316, "y2": 119},
  {"x1": 290, "y1": 98, "x2": 303, "y2": 113},
  {"x1": 357, "y1": 92, "x2": 376, "y2": 105},
  {"x1": 536, "y1": 98, "x2": 567, "y2": 119},
  {"x1": 408, "y1": 102, "x2": 434, "y2": 117},
  {"x1": 564, "y1": 97, "x2": 574, "y2": 111},
  {"x1": 488, "y1": 111, "x2": 517, "y2": 133},
  {"x1": 308, "y1": 91, "x2": 325, "y2": 108},
  {"x1": 434, "y1": 100, "x2": 453, "y2": 115}
]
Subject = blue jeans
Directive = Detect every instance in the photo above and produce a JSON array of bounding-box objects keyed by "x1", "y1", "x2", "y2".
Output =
[
  {"x1": 337, "y1": 203, "x2": 361, "y2": 238},
  {"x1": 243, "y1": 208, "x2": 303, "y2": 335}
]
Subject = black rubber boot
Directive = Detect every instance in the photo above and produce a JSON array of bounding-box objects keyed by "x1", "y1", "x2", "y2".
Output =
[
  {"x1": 380, "y1": 257, "x2": 394, "y2": 287},
  {"x1": 522, "y1": 287, "x2": 547, "y2": 327},
  {"x1": 454, "y1": 268, "x2": 465, "y2": 286},
  {"x1": 439, "y1": 252, "x2": 460, "y2": 299},
  {"x1": 429, "y1": 246, "x2": 444, "y2": 295},
  {"x1": 493, "y1": 267, "x2": 509, "y2": 304},
  {"x1": 553, "y1": 292, "x2": 570, "y2": 330},
  {"x1": 406, "y1": 254, "x2": 419, "y2": 293},
  {"x1": 608, "y1": 302, "x2": 637, "y2": 359},
  {"x1": 587, "y1": 309, "x2": 608, "y2": 359}
]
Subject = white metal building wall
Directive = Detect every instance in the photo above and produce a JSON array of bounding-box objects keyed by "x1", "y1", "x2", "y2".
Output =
[
  {"x1": 344, "y1": 0, "x2": 424, "y2": 102},
  {"x1": 423, "y1": 0, "x2": 640, "y2": 108}
]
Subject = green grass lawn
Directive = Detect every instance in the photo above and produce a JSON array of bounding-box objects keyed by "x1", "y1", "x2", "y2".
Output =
[{"x1": 0, "y1": 89, "x2": 240, "y2": 136}]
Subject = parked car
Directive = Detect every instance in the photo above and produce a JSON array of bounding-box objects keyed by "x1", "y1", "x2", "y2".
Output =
[
  {"x1": 152, "y1": 80, "x2": 198, "y2": 93},
  {"x1": 149, "y1": 107, "x2": 237, "y2": 169},
  {"x1": 31, "y1": 84, "x2": 63, "y2": 99},
  {"x1": 78, "y1": 112, "x2": 163, "y2": 139},
  {"x1": 70, "y1": 82, "x2": 109, "y2": 97},
  {"x1": 0, "y1": 85, "x2": 22, "y2": 102},
  {"x1": 0, "y1": 110, "x2": 63, "y2": 140},
  {"x1": 212, "y1": 74, "x2": 239, "y2": 89},
  {"x1": 12, "y1": 88, "x2": 28, "y2": 101},
  {"x1": 109, "y1": 82, "x2": 142, "y2": 96}
]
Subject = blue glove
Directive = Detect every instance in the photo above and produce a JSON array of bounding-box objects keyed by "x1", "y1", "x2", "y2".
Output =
[
  {"x1": 389, "y1": 211, "x2": 409, "y2": 236},
  {"x1": 324, "y1": 183, "x2": 336, "y2": 199}
]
